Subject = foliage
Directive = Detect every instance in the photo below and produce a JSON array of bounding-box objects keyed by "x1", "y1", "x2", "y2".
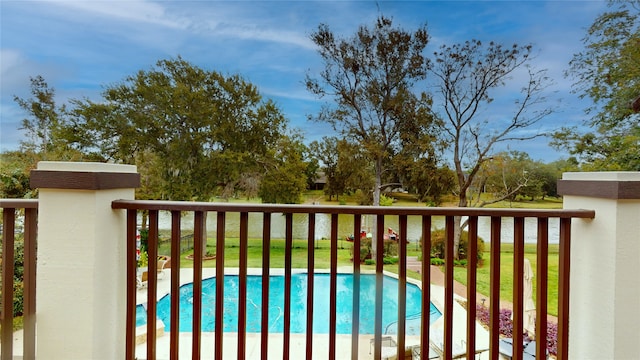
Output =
[
  {"x1": 430, "y1": 257, "x2": 445, "y2": 266},
  {"x1": 356, "y1": 237, "x2": 400, "y2": 262},
  {"x1": 0, "y1": 239, "x2": 25, "y2": 317},
  {"x1": 471, "y1": 151, "x2": 560, "y2": 205},
  {"x1": 428, "y1": 39, "x2": 554, "y2": 258},
  {"x1": 8, "y1": 77, "x2": 94, "y2": 197},
  {"x1": 139, "y1": 228, "x2": 149, "y2": 254},
  {"x1": 555, "y1": 1, "x2": 640, "y2": 170},
  {"x1": 259, "y1": 137, "x2": 308, "y2": 204},
  {"x1": 307, "y1": 15, "x2": 438, "y2": 206},
  {"x1": 474, "y1": 304, "x2": 558, "y2": 357},
  {"x1": 426, "y1": 229, "x2": 485, "y2": 262},
  {"x1": 69, "y1": 57, "x2": 299, "y2": 202},
  {"x1": 309, "y1": 137, "x2": 374, "y2": 201},
  {"x1": 0, "y1": 153, "x2": 35, "y2": 198},
  {"x1": 399, "y1": 161, "x2": 455, "y2": 205},
  {"x1": 379, "y1": 195, "x2": 394, "y2": 206},
  {"x1": 137, "y1": 251, "x2": 148, "y2": 268},
  {"x1": 13, "y1": 76, "x2": 67, "y2": 159}
]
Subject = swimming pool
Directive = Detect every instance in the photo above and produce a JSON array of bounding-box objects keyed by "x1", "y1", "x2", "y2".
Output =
[{"x1": 137, "y1": 273, "x2": 441, "y2": 335}]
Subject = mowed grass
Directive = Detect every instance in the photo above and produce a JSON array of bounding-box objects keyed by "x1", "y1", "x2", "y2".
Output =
[
  {"x1": 169, "y1": 236, "x2": 558, "y2": 316},
  {"x1": 453, "y1": 243, "x2": 560, "y2": 316},
  {"x1": 173, "y1": 237, "x2": 425, "y2": 278}
]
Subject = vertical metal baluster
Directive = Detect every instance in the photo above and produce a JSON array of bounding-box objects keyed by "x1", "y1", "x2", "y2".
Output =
[
  {"x1": 2, "y1": 208, "x2": 16, "y2": 359},
  {"x1": 351, "y1": 214, "x2": 362, "y2": 360},
  {"x1": 214, "y1": 212, "x2": 225, "y2": 360},
  {"x1": 536, "y1": 218, "x2": 549, "y2": 360},
  {"x1": 238, "y1": 212, "x2": 249, "y2": 360},
  {"x1": 283, "y1": 213, "x2": 293, "y2": 360},
  {"x1": 443, "y1": 216, "x2": 455, "y2": 359},
  {"x1": 147, "y1": 210, "x2": 159, "y2": 360},
  {"x1": 328, "y1": 213, "x2": 339, "y2": 360},
  {"x1": 489, "y1": 216, "x2": 501, "y2": 360},
  {"x1": 306, "y1": 213, "x2": 316, "y2": 360},
  {"x1": 467, "y1": 216, "x2": 479, "y2": 358},
  {"x1": 397, "y1": 215, "x2": 408, "y2": 358},
  {"x1": 512, "y1": 217, "x2": 525, "y2": 360},
  {"x1": 169, "y1": 210, "x2": 181, "y2": 360},
  {"x1": 421, "y1": 215, "x2": 432, "y2": 359},
  {"x1": 192, "y1": 211, "x2": 205, "y2": 360},
  {"x1": 22, "y1": 206, "x2": 37, "y2": 359},
  {"x1": 260, "y1": 213, "x2": 271, "y2": 360},
  {"x1": 373, "y1": 214, "x2": 385, "y2": 360},
  {"x1": 557, "y1": 218, "x2": 572, "y2": 360}
]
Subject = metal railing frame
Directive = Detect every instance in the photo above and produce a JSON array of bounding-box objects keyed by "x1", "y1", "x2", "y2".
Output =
[{"x1": 111, "y1": 200, "x2": 594, "y2": 360}]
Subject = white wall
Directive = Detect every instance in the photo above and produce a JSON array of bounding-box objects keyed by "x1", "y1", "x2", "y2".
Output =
[
  {"x1": 36, "y1": 162, "x2": 136, "y2": 360},
  {"x1": 562, "y1": 172, "x2": 640, "y2": 359}
]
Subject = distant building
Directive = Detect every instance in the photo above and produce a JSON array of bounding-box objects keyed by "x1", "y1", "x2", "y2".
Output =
[{"x1": 313, "y1": 171, "x2": 326, "y2": 190}]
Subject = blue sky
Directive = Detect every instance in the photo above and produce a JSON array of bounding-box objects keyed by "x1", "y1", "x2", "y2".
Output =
[{"x1": 1, "y1": 1, "x2": 607, "y2": 161}]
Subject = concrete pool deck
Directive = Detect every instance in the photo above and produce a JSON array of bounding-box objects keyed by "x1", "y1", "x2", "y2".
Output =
[{"x1": 135, "y1": 267, "x2": 491, "y2": 359}]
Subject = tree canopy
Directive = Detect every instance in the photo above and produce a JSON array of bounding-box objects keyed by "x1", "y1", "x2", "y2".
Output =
[
  {"x1": 69, "y1": 57, "x2": 304, "y2": 202},
  {"x1": 306, "y1": 16, "x2": 439, "y2": 206},
  {"x1": 428, "y1": 39, "x2": 554, "y2": 257},
  {"x1": 555, "y1": 0, "x2": 640, "y2": 170}
]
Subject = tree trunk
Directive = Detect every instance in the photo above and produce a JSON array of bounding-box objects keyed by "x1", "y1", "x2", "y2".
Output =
[
  {"x1": 371, "y1": 158, "x2": 383, "y2": 259},
  {"x1": 453, "y1": 215, "x2": 462, "y2": 261},
  {"x1": 454, "y1": 191, "x2": 468, "y2": 261}
]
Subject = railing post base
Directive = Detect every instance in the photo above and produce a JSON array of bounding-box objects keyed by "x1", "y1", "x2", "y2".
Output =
[
  {"x1": 559, "y1": 172, "x2": 640, "y2": 359},
  {"x1": 32, "y1": 162, "x2": 139, "y2": 360}
]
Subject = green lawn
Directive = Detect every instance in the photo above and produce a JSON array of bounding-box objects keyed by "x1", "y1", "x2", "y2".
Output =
[
  {"x1": 453, "y1": 243, "x2": 560, "y2": 316},
  {"x1": 172, "y1": 236, "x2": 424, "y2": 277}
]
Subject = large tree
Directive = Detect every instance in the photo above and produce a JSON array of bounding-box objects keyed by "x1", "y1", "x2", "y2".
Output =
[
  {"x1": 429, "y1": 40, "x2": 554, "y2": 258},
  {"x1": 554, "y1": 0, "x2": 640, "y2": 170},
  {"x1": 13, "y1": 76, "x2": 87, "y2": 162},
  {"x1": 310, "y1": 136, "x2": 374, "y2": 202},
  {"x1": 306, "y1": 16, "x2": 437, "y2": 207},
  {"x1": 70, "y1": 57, "x2": 299, "y2": 202}
]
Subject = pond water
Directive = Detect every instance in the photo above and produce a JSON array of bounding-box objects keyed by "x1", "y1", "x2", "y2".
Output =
[{"x1": 144, "y1": 211, "x2": 560, "y2": 244}]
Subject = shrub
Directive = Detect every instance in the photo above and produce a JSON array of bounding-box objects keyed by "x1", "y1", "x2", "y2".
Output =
[
  {"x1": 379, "y1": 195, "x2": 394, "y2": 206},
  {"x1": 383, "y1": 257, "x2": 398, "y2": 265},
  {"x1": 424, "y1": 229, "x2": 485, "y2": 262},
  {"x1": 453, "y1": 259, "x2": 468, "y2": 267},
  {"x1": 430, "y1": 258, "x2": 445, "y2": 266},
  {"x1": 475, "y1": 304, "x2": 558, "y2": 356}
]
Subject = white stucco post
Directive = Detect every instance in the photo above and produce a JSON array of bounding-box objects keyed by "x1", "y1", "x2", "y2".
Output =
[
  {"x1": 31, "y1": 162, "x2": 139, "y2": 360},
  {"x1": 558, "y1": 172, "x2": 640, "y2": 359}
]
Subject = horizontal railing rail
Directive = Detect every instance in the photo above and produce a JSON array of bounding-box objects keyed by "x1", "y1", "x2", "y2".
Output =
[
  {"x1": 0, "y1": 199, "x2": 38, "y2": 360},
  {"x1": 112, "y1": 200, "x2": 594, "y2": 360}
]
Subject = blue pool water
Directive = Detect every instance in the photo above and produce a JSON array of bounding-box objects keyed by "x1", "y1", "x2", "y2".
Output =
[{"x1": 137, "y1": 273, "x2": 441, "y2": 335}]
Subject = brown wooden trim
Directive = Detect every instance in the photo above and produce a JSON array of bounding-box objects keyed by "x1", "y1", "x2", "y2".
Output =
[
  {"x1": 112, "y1": 199, "x2": 595, "y2": 218},
  {"x1": 30, "y1": 170, "x2": 140, "y2": 190},
  {"x1": 0, "y1": 199, "x2": 38, "y2": 208},
  {"x1": 557, "y1": 179, "x2": 640, "y2": 199},
  {"x1": 2, "y1": 209, "x2": 16, "y2": 359}
]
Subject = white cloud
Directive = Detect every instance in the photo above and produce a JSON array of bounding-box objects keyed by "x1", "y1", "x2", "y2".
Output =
[{"x1": 48, "y1": 0, "x2": 189, "y2": 29}]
